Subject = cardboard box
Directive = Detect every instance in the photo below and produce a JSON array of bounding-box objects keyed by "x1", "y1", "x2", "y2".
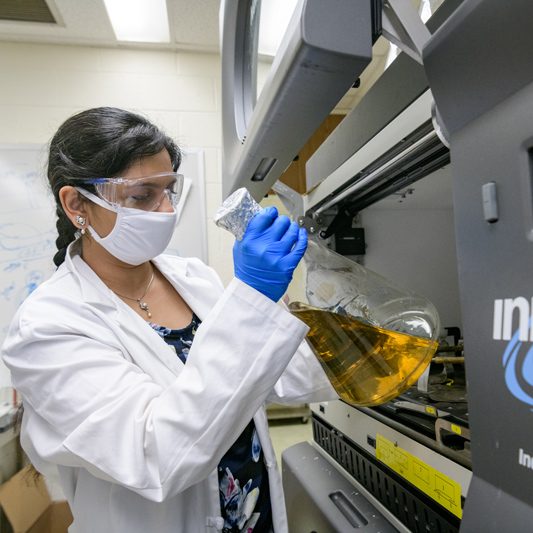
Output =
[{"x1": 0, "y1": 465, "x2": 72, "y2": 533}]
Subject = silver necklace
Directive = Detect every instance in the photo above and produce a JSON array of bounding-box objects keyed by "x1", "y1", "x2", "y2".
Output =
[{"x1": 112, "y1": 270, "x2": 155, "y2": 319}]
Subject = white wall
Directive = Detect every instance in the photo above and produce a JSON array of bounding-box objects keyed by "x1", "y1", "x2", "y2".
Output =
[
  {"x1": 361, "y1": 207, "x2": 462, "y2": 330},
  {"x1": 0, "y1": 41, "x2": 235, "y2": 284}
]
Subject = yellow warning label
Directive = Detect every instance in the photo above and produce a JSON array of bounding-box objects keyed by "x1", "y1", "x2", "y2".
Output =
[
  {"x1": 450, "y1": 424, "x2": 462, "y2": 436},
  {"x1": 425, "y1": 406, "x2": 437, "y2": 416},
  {"x1": 376, "y1": 434, "x2": 462, "y2": 518}
]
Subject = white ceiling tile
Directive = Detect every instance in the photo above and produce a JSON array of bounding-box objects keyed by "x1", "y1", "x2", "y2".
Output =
[
  {"x1": 168, "y1": 0, "x2": 220, "y2": 51},
  {"x1": 0, "y1": 0, "x2": 221, "y2": 52},
  {"x1": 0, "y1": 0, "x2": 116, "y2": 45}
]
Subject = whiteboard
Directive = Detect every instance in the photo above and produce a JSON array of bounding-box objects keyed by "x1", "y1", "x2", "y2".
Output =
[
  {"x1": 166, "y1": 147, "x2": 208, "y2": 262},
  {"x1": 0, "y1": 144, "x2": 206, "y2": 387}
]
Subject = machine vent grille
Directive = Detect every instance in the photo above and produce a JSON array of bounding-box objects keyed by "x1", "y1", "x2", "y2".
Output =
[
  {"x1": 313, "y1": 415, "x2": 461, "y2": 533},
  {"x1": 0, "y1": 0, "x2": 56, "y2": 23}
]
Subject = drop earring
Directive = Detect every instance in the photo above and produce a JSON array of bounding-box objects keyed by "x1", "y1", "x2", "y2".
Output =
[{"x1": 76, "y1": 215, "x2": 86, "y2": 235}]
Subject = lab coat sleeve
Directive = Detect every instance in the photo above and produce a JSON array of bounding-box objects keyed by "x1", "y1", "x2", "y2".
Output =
[
  {"x1": 3, "y1": 278, "x2": 308, "y2": 502},
  {"x1": 186, "y1": 257, "x2": 337, "y2": 402}
]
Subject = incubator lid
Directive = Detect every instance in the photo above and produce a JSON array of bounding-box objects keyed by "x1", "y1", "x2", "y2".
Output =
[{"x1": 219, "y1": 0, "x2": 461, "y2": 226}]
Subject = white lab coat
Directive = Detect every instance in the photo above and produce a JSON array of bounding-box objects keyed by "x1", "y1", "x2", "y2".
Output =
[{"x1": 2, "y1": 241, "x2": 337, "y2": 533}]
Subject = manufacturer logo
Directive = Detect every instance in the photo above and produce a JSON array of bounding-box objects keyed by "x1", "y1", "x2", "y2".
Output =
[
  {"x1": 519, "y1": 448, "x2": 533, "y2": 470},
  {"x1": 493, "y1": 298, "x2": 533, "y2": 407}
]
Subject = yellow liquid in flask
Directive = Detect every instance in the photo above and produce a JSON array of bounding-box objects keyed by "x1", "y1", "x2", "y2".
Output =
[{"x1": 291, "y1": 305, "x2": 438, "y2": 406}]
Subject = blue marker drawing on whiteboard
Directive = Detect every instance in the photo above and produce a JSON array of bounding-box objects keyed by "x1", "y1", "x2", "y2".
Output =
[
  {"x1": 12, "y1": 271, "x2": 44, "y2": 305},
  {"x1": 17, "y1": 238, "x2": 55, "y2": 261},
  {"x1": 0, "y1": 144, "x2": 57, "y2": 386},
  {"x1": 4, "y1": 262, "x2": 21, "y2": 272},
  {"x1": 1, "y1": 283, "x2": 15, "y2": 301},
  {"x1": 0, "y1": 169, "x2": 49, "y2": 212},
  {"x1": 23, "y1": 271, "x2": 43, "y2": 297},
  {"x1": 0, "y1": 223, "x2": 55, "y2": 264},
  {"x1": 23, "y1": 171, "x2": 47, "y2": 209}
]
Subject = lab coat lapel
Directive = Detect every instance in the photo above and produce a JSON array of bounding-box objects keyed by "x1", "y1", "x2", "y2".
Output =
[
  {"x1": 65, "y1": 246, "x2": 225, "y2": 381},
  {"x1": 151, "y1": 256, "x2": 220, "y2": 322},
  {"x1": 67, "y1": 242, "x2": 219, "y2": 321},
  {"x1": 65, "y1": 243, "x2": 120, "y2": 317},
  {"x1": 115, "y1": 302, "x2": 185, "y2": 379},
  {"x1": 116, "y1": 255, "x2": 222, "y2": 381},
  {"x1": 65, "y1": 245, "x2": 187, "y2": 380}
]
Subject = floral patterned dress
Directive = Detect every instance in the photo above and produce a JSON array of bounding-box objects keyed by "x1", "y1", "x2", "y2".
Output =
[{"x1": 151, "y1": 315, "x2": 273, "y2": 532}]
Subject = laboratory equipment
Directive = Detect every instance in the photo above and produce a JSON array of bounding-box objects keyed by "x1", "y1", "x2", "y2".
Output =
[
  {"x1": 215, "y1": 188, "x2": 439, "y2": 407},
  {"x1": 220, "y1": 0, "x2": 533, "y2": 530}
]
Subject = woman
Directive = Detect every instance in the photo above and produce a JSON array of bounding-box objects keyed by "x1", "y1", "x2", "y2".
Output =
[{"x1": 2, "y1": 107, "x2": 336, "y2": 533}]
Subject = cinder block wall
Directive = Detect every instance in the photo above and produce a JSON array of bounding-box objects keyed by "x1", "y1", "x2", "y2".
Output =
[{"x1": 0, "y1": 42, "x2": 235, "y2": 284}]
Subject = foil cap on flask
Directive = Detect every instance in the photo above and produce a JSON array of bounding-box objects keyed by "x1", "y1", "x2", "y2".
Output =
[{"x1": 213, "y1": 188, "x2": 262, "y2": 241}]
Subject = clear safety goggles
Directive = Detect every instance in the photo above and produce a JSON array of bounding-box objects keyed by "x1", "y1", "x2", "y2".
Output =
[{"x1": 77, "y1": 172, "x2": 184, "y2": 212}]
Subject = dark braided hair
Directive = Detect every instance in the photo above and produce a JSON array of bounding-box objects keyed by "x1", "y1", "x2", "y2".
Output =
[{"x1": 48, "y1": 107, "x2": 182, "y2": 266}]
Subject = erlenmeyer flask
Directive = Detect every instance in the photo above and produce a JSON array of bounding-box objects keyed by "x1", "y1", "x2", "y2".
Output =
[{"x1": 214, "y1": 188, "x2": 440, "y2": 406}]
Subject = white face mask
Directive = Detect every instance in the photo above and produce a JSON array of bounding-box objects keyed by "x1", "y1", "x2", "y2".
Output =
[{"x1": 76, "y1": 188, "x2": 178, "y2": 265}]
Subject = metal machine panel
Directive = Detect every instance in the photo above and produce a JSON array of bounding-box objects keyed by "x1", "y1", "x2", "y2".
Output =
[
  {"x1": 305, "y1": 53, "x2": 428, "y2": 197},
  {"x1": 304, "y1": 90, "x2": 434, "y2": 213},
  {"x1": 218, "y1": 1, "x2": 533, "y2": 530},
  {"x1": 311, "y1": 401, "x2": 471, "y2": 500},
  {"x1": 220, "y1": 0, "x2": 373, "y2": 200},
  {"x1": 305, "y1": 0, "x2": 462, "y2": 200},
  {"x1": 440, "y1": 77, "x2": 533, "y2": 532},
  {"x1": 423, "y1": 0, "x2": 533, "y2": 137},
  {"x1": 310, "y1": 402, "x2": 470, "y2": 532},
  {"x1": 282, "y1": 441, "x2": 401, "y2": 533},
  {"x1": 422, "y1": 0, "x2": 533, "y2": 529}
]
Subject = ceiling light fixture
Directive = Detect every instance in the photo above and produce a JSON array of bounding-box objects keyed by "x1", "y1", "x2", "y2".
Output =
[{"x1": 103, "y1": 0, "x2": 170, "y2": 43}]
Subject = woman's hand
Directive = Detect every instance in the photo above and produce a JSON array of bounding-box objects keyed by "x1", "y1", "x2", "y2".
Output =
[{"x1": 233, "y1": 207, "x2": 307, "y2": 302}]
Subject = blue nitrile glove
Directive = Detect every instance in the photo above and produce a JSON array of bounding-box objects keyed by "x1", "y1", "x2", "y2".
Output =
[{"x1": 233, "y1": 206, "x2": 308, "y2": 302}]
